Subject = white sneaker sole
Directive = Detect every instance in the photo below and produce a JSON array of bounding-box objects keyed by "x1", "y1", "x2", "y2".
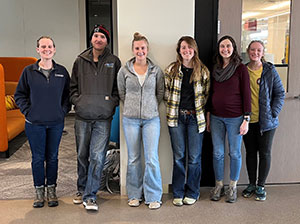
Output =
[
  {"x1": 73, "y1": 199, "x2": 83, "y2": 204},
  {"x1": 83, "y1": 202, "x2": 98, "y2": 211}
]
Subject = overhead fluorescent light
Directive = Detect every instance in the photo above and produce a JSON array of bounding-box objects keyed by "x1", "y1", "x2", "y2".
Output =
[
  {"x1": 263, "y1": 1, "x2": 290, "y2": 10},
  {"x1": 242, "y1": 12, "x2": 260, "y2": 20}
]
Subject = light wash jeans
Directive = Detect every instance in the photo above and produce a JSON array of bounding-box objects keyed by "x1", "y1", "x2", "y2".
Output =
[
  {"x1": 123, "y1": 116, "x2": 162, "y2": 203},
  {"x1": 74, "y1": 119, "x2": 111, "y2": 201},
  {"x1": 168, "y1": 113, "x2": 203, "y2": 199},
  {"x1": 210, "y1": 114, "x2": 243, "y2": 181}
]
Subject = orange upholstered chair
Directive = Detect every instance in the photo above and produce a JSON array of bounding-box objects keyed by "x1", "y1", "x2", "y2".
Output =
[{"x1": 0, "y1": 57, "x2": 37, "y2": 155}]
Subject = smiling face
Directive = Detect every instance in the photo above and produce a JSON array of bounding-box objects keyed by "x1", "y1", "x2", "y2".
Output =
[
  {"x1": 36, "y1": 38, "x2": 56, "y2": 60},
  {"x1": 132, "y1": 40, "x2": 148, "y2": 62},
  {"x1": 247, "y1": 41, "x2": 264, "y2": 63},
  {"x1": 219, "y1": 38, "x2": 233, "y2": 60},
  {"x1": 179, "y1": 40, "x2": 195, "y2": 63},
  {"x1": 91, "y1": 32, "x2": 108, "y2": 52}
]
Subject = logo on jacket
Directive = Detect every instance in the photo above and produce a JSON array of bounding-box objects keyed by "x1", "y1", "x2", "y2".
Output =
[
  {"x1": 55, "y1": 74, "x2": 64, "y2": 77},
  {"x1": 105, "y1": 63, "x2": 114, "y2": 68},
  {"x1": 257, "y1": 78, "x2": 261, "y2": 85}
]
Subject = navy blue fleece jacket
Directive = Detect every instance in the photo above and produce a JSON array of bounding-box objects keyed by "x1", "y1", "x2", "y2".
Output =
[{"x1": 15, "y1": 60, "x2": 71, "y2": 125}]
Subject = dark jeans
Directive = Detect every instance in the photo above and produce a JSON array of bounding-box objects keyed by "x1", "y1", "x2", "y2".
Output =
[
  {"x1": 74, "y1": 119, "x2": 111, "y2": 201},
  {"x1": 243, "y1": 122, "x2": 276, "y2": 186},
  {"x1": 168, "y1": 113, "x2": 204, "y2": 199},
  {"x1": 25, "y1": 122, "x2": 64, "y2": 187}
]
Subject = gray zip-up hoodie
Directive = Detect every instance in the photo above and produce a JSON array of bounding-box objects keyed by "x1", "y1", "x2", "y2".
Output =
[{"x1": 117, "y1": 57, "x2": 164, "y2": 119}]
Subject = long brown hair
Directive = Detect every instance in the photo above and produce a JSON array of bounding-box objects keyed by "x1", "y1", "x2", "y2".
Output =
[
  {"x1": 215, "y1": 35, "x2": 241, "y2": 68},
  {"x1": 169, "y1": 36, "x2": 208, "y2": 83}
]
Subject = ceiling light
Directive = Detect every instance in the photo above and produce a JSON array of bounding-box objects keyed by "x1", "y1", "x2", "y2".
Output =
[
  {"x1": 242, "y1": 12, "x2": 261, "y2": 20},
  {"x1": 263, "y1": 1, "x2": 290, "y2": 10}
]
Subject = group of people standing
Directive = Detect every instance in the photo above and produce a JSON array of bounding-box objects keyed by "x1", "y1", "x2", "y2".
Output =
[{"x1": 14, "y1": 24, "x2": 285, "y2": 211}]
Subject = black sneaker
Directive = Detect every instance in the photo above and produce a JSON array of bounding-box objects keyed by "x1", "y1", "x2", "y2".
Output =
[
  {"x1": 210, "y1": 185, "x2": 225, "y2": 201},
  {"x1": 83, "y1": 199, "x2": 98, "y2": 211},
  {"x1": 225, "y1": 186, "x2": 237, "y2": 203},
  {"x1": 255, "y1": 186, "x2": 266, "y2": 201},
  {"x1": 242, "y1": 184, "x2": 256, "y2": 198}
]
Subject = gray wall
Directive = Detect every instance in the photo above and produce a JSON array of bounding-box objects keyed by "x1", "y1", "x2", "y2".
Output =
[{"x1": 0, "y1": 0, "x2": 82, "y2": 73}]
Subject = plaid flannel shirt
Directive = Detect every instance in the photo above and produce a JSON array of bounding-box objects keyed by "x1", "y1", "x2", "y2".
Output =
[{"x1": 164, "y1": 64, "x2": 210, "y2": 133}]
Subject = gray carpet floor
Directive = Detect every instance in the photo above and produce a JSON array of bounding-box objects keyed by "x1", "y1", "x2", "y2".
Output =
[{"x1": 0, "y1": 115, "x2": 77, "y2": 200}]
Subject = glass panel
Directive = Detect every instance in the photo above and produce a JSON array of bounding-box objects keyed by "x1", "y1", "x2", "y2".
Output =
[
  {"x1": 86, "y1": 0, "x2": 112, "y2": 50},
  {"x1": 241, "y1": 0, "x2": 291, "y2": 91}
]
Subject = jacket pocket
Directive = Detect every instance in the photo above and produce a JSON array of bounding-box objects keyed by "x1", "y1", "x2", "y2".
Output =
[{"x1": 75, "y1": 94, "x2": 117, "y2": 120}]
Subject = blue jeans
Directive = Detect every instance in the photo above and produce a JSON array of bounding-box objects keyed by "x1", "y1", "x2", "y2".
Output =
[
  {"x1": 168, "y1": 113, "x2": 204, "y2": 199},
  {"x1": 210, "y1": 114, "x2": 243, "y2": 181},
  {"x1": 25, "y1": 122, "x2": 64, "y2": 187},
  {"x1": 123, "y1": 116, "x2": 162, "y2": 203},
  {"x1": 74, "y1": 119, "x2": 111, "y2": 201}
]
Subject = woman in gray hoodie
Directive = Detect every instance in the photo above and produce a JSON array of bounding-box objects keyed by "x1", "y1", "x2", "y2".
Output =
[{"x1": 117, "y1": 32, "x2": 164, "y2": 210}]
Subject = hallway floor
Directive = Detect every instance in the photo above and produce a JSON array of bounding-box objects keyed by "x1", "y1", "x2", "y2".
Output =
[{"x1": 1, "y1": 185, "x2": 300, "y2": 224}]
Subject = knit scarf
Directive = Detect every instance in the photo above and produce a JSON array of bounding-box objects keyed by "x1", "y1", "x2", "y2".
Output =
[{"x1": 212, "y1": 62, "x2": 239, "y2": 82}]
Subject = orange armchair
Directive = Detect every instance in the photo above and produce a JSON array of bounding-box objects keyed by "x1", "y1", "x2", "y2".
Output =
[{"x1": 0, "y1": 57, "x2": 37, "y2": 155}]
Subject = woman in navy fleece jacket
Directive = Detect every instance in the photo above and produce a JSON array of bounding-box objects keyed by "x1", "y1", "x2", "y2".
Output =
[{"x1": 15, "y1": 36, "x2": 70, "y2": 208}]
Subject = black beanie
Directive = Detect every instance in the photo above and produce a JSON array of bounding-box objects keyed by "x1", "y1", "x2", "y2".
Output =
[{"x1": 90, "y1": 24, "x2": 110, "y2": 44}]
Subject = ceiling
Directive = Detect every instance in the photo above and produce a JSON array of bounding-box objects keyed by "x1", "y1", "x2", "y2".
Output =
[{"x1": 242, "y1": 0, "x2": 291, "y2": 20}]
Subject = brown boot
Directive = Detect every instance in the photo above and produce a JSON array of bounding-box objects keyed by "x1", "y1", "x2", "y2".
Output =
[
  {"x1": 47, "y1": 185, "x2": 58, "y2": 207},
  {"x1": 33, "y1": 186, "x2": 45, "y2": 208}
]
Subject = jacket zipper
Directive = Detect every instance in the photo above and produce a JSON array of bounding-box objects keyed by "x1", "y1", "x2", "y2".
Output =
[{"x1": 140, "y1": 86, "x2": 143, "y2": 119}]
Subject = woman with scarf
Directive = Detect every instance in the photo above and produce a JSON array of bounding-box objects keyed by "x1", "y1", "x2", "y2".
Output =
[{"x1": 207, "y1": 35, "x2": 251, "y2": 203}]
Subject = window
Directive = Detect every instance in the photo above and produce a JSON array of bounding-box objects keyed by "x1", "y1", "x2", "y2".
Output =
[
  {"x1": 86, "y1": 0, "x2": 113, "y2": 50},
  {"x1": 241, "y1": 0, "x2": 291, "y2": 91}
]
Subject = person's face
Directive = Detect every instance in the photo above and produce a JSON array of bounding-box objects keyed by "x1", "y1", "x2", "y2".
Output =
[
  {"x1": 132, "y1": 40, "x2": 148, "y2": 61},
  {"x1": 179, "y1": 41, "x2": 195, "y2": 62},
  {"x1": 219, "y1": 39, "x2": 233, "y2": 60},
  {"x1": 91, "y1": 32, "x2": 108, "y2": 51},
  {"x1": 36, "y1": 38, "x2": 56, "y2": 60},
  {"x1": 248, "y1": 42, "x2": 264, "y2": 63}
]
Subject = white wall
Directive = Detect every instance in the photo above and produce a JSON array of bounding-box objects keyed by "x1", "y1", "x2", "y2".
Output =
[
  {"x1": 0, "y1": 0, "x2": 82, "y2": 73},
  {"x1": 117, "y1": 0, "x2": 195, "y2": 194}
]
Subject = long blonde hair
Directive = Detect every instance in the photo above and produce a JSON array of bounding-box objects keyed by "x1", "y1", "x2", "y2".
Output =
[{"x1": 169, "y1": 36, "x2": 208, "y2": 83}]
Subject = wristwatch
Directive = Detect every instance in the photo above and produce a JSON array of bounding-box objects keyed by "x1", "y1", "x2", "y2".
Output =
[{"x1": 243, "y1": 116, "x2": 250, "y2": 122}]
